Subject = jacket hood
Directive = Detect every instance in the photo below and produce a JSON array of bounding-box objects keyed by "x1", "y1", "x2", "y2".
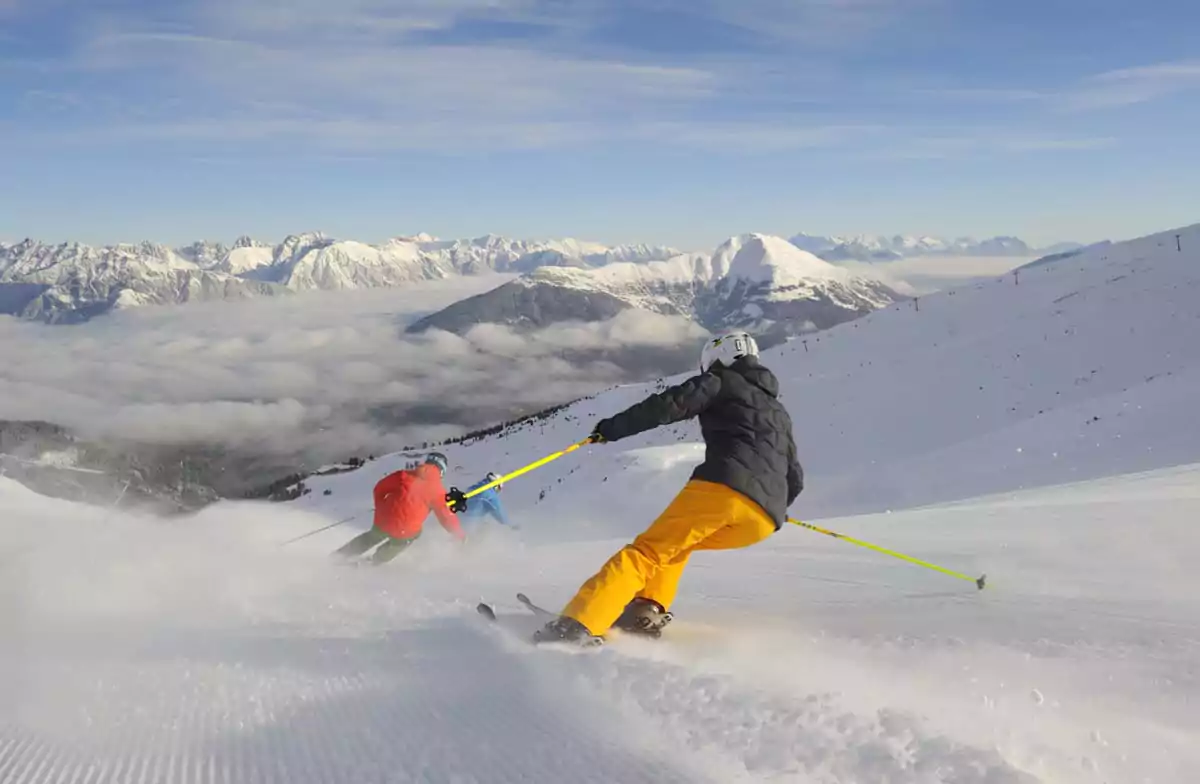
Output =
[{"x1": 729, "y1": 355, "x2": 779, "y2": 398}]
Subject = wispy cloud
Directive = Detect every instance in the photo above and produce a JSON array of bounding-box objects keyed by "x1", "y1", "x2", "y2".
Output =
[
  {"x1": 3, "y1": 0, "x2": 955, "y2": 153},
  {"x1": 997, "y1": 136, "x2": 1116, "y2": 152},
  {"x1": 911, "y1": 87, "x2": 1047, "y2": 103},
  {"x1": 199, "y1": 0, "x2": 540, "y2": 37},
  {"x1": 702, "y1": 0, "x2": 923, "y2": 46},
  {"x1": 631, "y1": 121, "x2": 883, "y2": 152},
  {"x1": 81, "y1": 28, "x2": 715, "y2": 110},
  {"x1": 55, "y1": 118, "x2": 603, "y2": 152},
  {"x1": 1065, "y1": 59, "x2": 1200, "y2": 110},
  {"x1": 858, "y1": 131, "x2": 1116, "y2": 161},
  {"x1": 5, "y1": 0, "x2": 1183, "y2": 161},
  {"x1": 39, "y1": 117, "x2": 887, "y2": 154},
  {"x1": 60, "y1": 6, "x2": 731, "y2": 150},
  {"x1": 921, "y1": 59, "x2": 1200, "y2": 114}
]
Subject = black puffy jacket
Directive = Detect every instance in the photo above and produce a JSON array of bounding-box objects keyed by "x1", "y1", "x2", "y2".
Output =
[{"x1": 593, "y1": 356, "x2": 803, "y2": 529}]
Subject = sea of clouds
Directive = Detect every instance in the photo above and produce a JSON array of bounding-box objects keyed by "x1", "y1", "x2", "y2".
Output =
[{"x1": 0, "y1": 277, "x2": 708, "y2": 479}]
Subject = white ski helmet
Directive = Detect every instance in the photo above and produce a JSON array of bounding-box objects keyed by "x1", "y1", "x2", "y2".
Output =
[
  {"x1": 486, "y1": 471, "x2": 502, "y2": 491},
  {"x1": 700, "y1": 331, "x2": 759, "y2": 372}
]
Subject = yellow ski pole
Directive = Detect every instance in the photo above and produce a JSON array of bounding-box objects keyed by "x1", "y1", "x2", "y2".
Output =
[
  {"x1": 447, "y1": 438, "x2": 595, "y2": 508},
  {"x1": 788, "y1": 518, "x2": 986, "y2": 589}
]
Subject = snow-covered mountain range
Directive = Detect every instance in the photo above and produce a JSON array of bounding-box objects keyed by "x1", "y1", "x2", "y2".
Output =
[
  {"x1": 0, "y1": 234, "x2": 680, "y2": 324},
  {"x1": 0, "y1": 239, "x2": 288, "y2": 323},
  {"x1": 790, "y1": 232, "x2": 1081, "y2": 262},
  {"x1": 0, "y1": 228, "x2": 1079, "y2": 324},
  {"x1": 409, "y1": 233, "x2": 903, "y2": 341}
]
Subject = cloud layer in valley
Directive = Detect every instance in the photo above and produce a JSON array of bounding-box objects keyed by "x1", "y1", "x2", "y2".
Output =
[
  {"x1": 0, "y1": 278, "x2": 709, "y2": 472},
  {"x1": 834, "y1": 254, "x2": 1036, "y2": 296}
]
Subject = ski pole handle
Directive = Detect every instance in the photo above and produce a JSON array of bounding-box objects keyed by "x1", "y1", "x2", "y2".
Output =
[{"x1": 445, "y1": 487, "x2": 468, "y2": 513}]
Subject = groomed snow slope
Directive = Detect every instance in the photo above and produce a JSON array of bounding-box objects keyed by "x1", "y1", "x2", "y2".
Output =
[
  {"x1": 3, "y1": 464, "x2": 1198, "y2": 783},
  {"x1": 3, "y1": 223, "x2": 1200, "y2": 783}
]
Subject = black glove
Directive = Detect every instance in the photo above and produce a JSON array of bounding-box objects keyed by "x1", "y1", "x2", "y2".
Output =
[
  {"x1": 446, "y1": 487, "x2": 468, "y2": 513},
  {"x1": 590, "y1": 419, "x2": 616, "y2": 443}
]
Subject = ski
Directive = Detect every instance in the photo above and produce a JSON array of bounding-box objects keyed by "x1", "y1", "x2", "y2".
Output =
[
  {"x1": 477, "y1": 593, "x2": 554, "y2": 623},
  {"x1": 516, "y1": 592, "x2": 556, "y2": 619},
  {"x1": 477, "y1": 593, "x2": 716, "y2": 650},
  {"x1": 476, "y1": 593, "x2": 604, "y2": 648}
]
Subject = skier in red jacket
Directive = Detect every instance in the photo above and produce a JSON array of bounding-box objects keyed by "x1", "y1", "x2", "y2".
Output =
[{"x1": 333, "y1": 452, "x2": 465, "y2": 565}]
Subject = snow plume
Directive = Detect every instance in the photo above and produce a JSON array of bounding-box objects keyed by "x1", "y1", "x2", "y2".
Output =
[{"x1": 0, "y1": 283, "x2": 708, "y2": 467}]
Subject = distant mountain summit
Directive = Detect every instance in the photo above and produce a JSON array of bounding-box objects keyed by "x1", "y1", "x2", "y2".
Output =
[{"x1": 409, "y1": 233, "x2": 904, "y2": 342}]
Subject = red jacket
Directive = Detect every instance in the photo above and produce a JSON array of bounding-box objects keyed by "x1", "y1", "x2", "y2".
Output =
[{"x1": 372, "y1": 464, "x2": 464, "y2": 541}]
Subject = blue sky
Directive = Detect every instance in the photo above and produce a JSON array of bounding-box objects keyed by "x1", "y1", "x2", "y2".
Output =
[{"x1": 2, "y1": 0, "x2": 1199, "y2": 250}]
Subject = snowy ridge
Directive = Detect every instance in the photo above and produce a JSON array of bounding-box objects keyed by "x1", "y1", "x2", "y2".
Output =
[
  {"x1": 0, "y1": 233, "x2": 681, "y2": 323},
  {"x1": 0, "y1": 239, "x2": 288, "y2": 323},
  {"x1": 791, "y1": 232, "x2": 1080, "y2": 262},
  {"x1": 4, "y1": 222, "x2": 1199, "y2": 783},
  {"x1": 410, "y1": 233, "x2": 902, "y2": 337}
]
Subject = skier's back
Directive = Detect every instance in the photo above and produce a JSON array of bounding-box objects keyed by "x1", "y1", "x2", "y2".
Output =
[
  {"x1": 334, "y1": 452, "x2": 465, "y2": 565},
  {"x1": 534, "y1": 331, "x2": 803, "y2": 643}
]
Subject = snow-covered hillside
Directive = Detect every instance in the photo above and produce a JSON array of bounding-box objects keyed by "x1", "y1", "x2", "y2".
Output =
[
  {"x1": 0, "y1": 234, "x2": 679, "y2": 323},
  {"x1": 3, "y1": 449, "x2": 1198, "y2": 781},
  {"x1": 408, "y1": 233, "x2": 902, "y2": 339},
  {"x1": 791, "y1": 232, "x2": 1079, "y2": 262},
  {"x1": 3, "y1": 221, "x2": 1199, "y2": 783}
]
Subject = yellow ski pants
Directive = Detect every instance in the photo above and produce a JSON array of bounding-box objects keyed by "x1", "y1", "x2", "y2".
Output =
[{"x1": 562, "y1": 479, "x2": 777, "y2": 635}]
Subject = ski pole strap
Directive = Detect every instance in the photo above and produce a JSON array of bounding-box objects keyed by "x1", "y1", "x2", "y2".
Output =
[
  {"x1": 460, "y1": 438, "x2": 594, "y2": 500},
  {"x1": 787, "y1": 518, "x2": 986, "y2": 589}
]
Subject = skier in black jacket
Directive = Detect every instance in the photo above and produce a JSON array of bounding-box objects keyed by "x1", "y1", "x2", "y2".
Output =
[{"x1": 535, "y1": 330, "x2": 804, "y2": 645}]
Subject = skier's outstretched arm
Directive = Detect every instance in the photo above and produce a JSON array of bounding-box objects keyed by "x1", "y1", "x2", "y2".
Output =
[
  {"x1": 429, "y1": 477, "x2": 466, "y2": 541},
  {"x1": 432, "y1": 501, "x2": 465, "y2": 541},
  {"x1": 593, "y1": 373, "x2": 722, "y2": 442},
  {"x1": 786, "y1": 431, "x2": 804, "y2": 506}
]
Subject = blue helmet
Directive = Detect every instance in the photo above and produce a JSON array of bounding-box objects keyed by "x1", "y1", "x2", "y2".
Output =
[{"x1": 425, "y1": 452, "x2": 449, "y2": 476}]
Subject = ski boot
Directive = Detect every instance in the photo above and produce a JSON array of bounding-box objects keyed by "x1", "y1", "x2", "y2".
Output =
[
  {"x1": 612, "y1": 597, "x2": 673, "y2": 639},
  {"x1": 532, "y1": 616, "x2": 604, "y2": 648}
]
